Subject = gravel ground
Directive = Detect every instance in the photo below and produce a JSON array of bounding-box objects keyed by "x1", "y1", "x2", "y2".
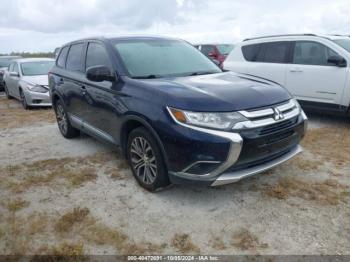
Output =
[{"x1": 0, "y1": 93, "x2": 349, "y2": 255}]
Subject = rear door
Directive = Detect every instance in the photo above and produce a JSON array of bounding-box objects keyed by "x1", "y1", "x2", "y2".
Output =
[
  {"x1": 240, "y1": 41, "x2": 291, "y2": 86},
  {"x1": 61, "y1": 42, "x2": 88, "y2": 125},
  {"x1": 285, "y1": 41, "x2": 348, "y2": 105}
]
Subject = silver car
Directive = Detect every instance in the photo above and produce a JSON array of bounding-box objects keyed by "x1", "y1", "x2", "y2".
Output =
[{"x1": 4, "y1": 58, "x2": 54, "y2": 109}]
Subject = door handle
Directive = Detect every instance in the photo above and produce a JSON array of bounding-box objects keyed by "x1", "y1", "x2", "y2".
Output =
[{"x1": 290, "y1": 68, "x2": 303, "y2": 73}]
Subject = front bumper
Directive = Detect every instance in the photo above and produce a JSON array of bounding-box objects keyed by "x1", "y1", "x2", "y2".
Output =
[
  {"x1": 211, "y1": 145, "x2": 302, "y2": 186},
  {"x1": 166, "y1": 104, "x2": 307, "y2": 186},
  {"x1": 24, "y1": 90, "x2": 52, "y2": 107}
]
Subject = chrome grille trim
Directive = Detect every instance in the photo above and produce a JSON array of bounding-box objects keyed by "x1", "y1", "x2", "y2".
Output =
[{"x1": 234, "y1": 99, "x2": 301, "y2": 130}]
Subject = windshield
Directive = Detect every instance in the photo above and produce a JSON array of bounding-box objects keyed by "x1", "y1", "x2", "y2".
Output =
[
  {"x1": 0, "y1": 59, "x2": 12, "y2": 67},
  {"x1": 20, "y1": 61, "x2": 54, "y2": 76},
  {"x1": 113, "y1": 39, "x2": 221, "y2": 78},
  {"x1": 333, "y1": 39, "x2": 350, "y2": 53},
  {"x1": 217, "y1": 44, "x2": 234, "y2": 55}
]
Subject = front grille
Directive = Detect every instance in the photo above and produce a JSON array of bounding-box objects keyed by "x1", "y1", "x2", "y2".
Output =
[
  {"x1": 259, "y1": 116, "x2": 298, "y2": 136},
  {"x1": 235, "y1": 99, "x2": 300, "y2": 131}
]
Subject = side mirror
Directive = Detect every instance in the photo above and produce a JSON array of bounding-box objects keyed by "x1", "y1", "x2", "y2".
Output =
[
  {"x1": 86, "y1": 65, "x2": 115, "y2": 82},
  {"x1": 327, "y1": 55, "x2": 347, "y2": 67},
  {"x1": 10, "y1": 72, "x2": 19, "y2": 77}
]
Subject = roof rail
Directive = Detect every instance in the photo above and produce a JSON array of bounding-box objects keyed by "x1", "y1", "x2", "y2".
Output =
[
  {"x1": 243, "y1": 34, "x2": 317, "y2": 42},
  {"x1": 329, "y1": 34, "x2": 350, "y2": 37}
]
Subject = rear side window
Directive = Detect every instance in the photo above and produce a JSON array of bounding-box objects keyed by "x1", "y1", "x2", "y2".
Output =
[
  {"x1": 57, "y1": 46, "x2": 69, "y2": 68},
  {"x1": 85, "y1": 43, "x2": 111, "y2": 70},
  {"x1": 242, "y1": 41, "x2": 290, "y2": 63},
  {"x1": 66, "y1": 43, "x2": 84, "y2": 71},
  {"x1": 293, "y1": 41, "x2": 338, "y2": 66},
  {"x1": 242, "y1": 44, "x2": 261, "y2": 61},
  {"x1": 261, "y1": 42, "x2": 289, "y2": 63}
]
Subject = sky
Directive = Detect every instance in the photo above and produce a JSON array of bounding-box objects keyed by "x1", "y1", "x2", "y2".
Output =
[{"x1": 0, "y1": 0, "x2": 350, "y2": 53}]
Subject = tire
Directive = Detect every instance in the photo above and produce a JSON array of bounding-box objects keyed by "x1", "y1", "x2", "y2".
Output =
[
  {"x1": 19, "y1": 89, "x2": 29, "y2": 110},
  {"x1": 127, "y1": 127, "x2": 170, "y2": 192},
  {"x1": 54, "y1": 99, "x2": 80, "y2": 138},
  {"x1": 4, "y1": 83, "x2": 12, "y2": 99}
]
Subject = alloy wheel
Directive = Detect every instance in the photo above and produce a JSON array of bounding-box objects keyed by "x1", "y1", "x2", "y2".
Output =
[
  {"x1": 130, "y1": 137, "x2": 157, "y2": 185},
  {"x1": 56, "y1": 103, "x2": 68, "y2": 135},
  {"x1": 20, "y1": 91, "x2": 28, "y2": 109}
]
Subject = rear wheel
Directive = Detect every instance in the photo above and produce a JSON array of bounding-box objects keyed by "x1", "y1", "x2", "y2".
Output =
[
  {"x1": 19, "y1": 89, "x2": 29, "y2": 110},
  {"x1": 4, "y1": 83, "x2": 12, "y2": 99},
  {"x1": 54, "y1": 99, "x2": 80, "y2": 138},
  {"x1": 127, "y1": 127, "x2": 170, "y2": 191}
]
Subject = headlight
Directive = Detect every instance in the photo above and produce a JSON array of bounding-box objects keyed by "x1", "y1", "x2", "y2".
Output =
[
  {"x1": 27, "y1": 83, "x2": 48, "y2": 93},
  {"x1": 167, "y1": 107, "x2": 248, "y2": 130},
  {"x1": 292, "y1": 98, "x2": 301, "y2": 110}
]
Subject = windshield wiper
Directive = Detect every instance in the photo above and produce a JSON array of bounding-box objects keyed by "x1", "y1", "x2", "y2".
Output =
[
  {"x1": 132, "y1": 74, "x2": 161, "y2": 79},
  {"x1": 188, "y1": 71, "x2": 218, "y2": 76}
]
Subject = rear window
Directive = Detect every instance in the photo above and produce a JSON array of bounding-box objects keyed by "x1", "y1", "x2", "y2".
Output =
[
  {"x1": 66, "y1": 43, "x2": 84, "y2": 71},
  {"x1": 242, "y1": 41, "x2": 290, "y2": 63},
  {"x1": 57, "y1": 46, "x2": 69, "y2": 68}
]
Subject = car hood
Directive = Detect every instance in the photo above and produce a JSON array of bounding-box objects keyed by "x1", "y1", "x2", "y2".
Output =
[
  {"x1": 22, "y1": 75, "x2": 49, "y2": 86},
  {"x1": 127, "y1": 72, "x2": 291, "y2": 111}
]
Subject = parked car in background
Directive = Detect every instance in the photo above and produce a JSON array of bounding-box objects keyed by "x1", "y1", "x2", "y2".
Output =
[
  {"x1": 195, "y1": 44, "x2": 234, "y2": 68},
  {"x1": 0, "y1": 56, "x2": 22, "y2": 91},
  {"x1": 49, "y1": 36, "x2": 307, "y2": 191},
  {"x1": 4, "y1": 58, "x2": 54, "y2": 109},
  {"x1": 54, "y1": 47, "x2": 61, "y2": 58},
  {"x1": 224, "y1": 34, "x2": 350, "y2": 115}
]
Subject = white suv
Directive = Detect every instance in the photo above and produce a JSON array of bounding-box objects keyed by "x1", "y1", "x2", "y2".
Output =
[{"x1": 224, "y1": 34, "x2": 350, "y2": 114}]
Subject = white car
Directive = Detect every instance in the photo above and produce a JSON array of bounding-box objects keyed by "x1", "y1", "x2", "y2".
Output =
[
  {"x1": 224, "y1": 34, "x2": 350, "y2": 114},
  {"x1": 4, "y1": 58, "x2": 54, "y2": 109}
]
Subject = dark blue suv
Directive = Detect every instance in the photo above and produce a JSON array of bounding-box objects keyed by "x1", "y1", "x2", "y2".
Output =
[{"x1": 49, "y1": 36, "x2": 307, "y2": 191}]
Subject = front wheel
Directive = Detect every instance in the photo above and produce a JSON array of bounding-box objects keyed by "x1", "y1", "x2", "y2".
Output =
[
  {"x1": 54, "y1": 100, "x2": 80, "y2": 138},
  {"x1": 127, "y1": 127, "x2": 170, "y2": 192},
  {"x1": 19, "y1": 90, "x2": 29, "y2": 110}
]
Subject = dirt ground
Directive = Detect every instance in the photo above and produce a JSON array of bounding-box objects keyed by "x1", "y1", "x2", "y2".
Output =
[{"x1": 0, "y1": 94, "x2": 349, "y2": 255}]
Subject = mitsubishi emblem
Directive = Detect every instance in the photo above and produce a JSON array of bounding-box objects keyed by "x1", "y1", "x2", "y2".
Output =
[{"x1": 273, "y1": 108, "x2": 284, "y2": 121}]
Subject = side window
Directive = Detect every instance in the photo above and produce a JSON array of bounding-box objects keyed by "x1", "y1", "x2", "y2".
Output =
[
  {"x1": 13, "y1": 63, "x2": 19, "y2": 73},
  {"x1": 293, "y1": 41, "x2": 338, "y2": 66},
  {"x1": 57, "y1": 46, "x2": 69, "y2": 68},
  {"x1": 8, "y1": 63, "x2": 14, "y2": 72},
  {"x1": 66, "y1": 43, "x2": 84, "y2": 71},
  {"x1": 242, "y1": 42, "x2": 290, "y2": 63},
  {"x1": 261, "y1": 42, "x2": 289, "y2": 63},
  {"x1": 85, "y1": 43, "x2": 111, "y2": 70},
  {"x1": 201, "y1": 45, "x2": 215, "y2": 56},
  {"x1": 242, "y1": 44, "x2": 261, "y2": 61}
]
